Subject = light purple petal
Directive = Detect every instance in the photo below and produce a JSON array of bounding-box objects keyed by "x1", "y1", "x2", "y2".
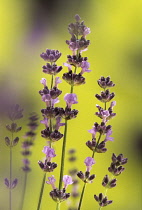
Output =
[
  {"x1": 64, "y1": 93, "x2": 78, "y2": 108},
  {"x1": 51, "y1": 98, "x2": 59, "y2": 106},
  {"x1": 42, "y1": 146, "x2": 56, "y2": 158},
  {"x1": 46, "y1": 175, "x2": 56, "y2": 189},
  {"x1": 40, "y1": 118, "x2": 49, "y2": 127},
  {"x1": 55, "y1": 77, "x2": 62, "y2": 87},
  {"x1": 63, "y1": 63, "x2": 72, "y2": 71},
  {"x1": 40, "y1": 78, "x2": 47, "y2": 87},
  {"x1": 84, "y1": 157, "x2": 95, "y2": 166},
  {"x1": 110, "y1": 101, "x2": 116, "y2": 108},
  {"x1": 55, "y1": 117, "x2": 65, "y2": 130},
  {"x1": 63, "y1": 175, "x2": 73, "y2": 188},
  {"x1": 42, "y1": 94, "x2": 51, "y2": 102}
]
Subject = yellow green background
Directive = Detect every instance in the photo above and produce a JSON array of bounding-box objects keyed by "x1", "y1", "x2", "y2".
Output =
[{"x1": 0, "y1": 0, "x2": 141, "y2": 209}]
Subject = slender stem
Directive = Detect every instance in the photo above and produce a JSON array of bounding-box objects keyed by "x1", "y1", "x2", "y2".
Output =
[
  {"x1": 70, "y1": 84, "x2": 74, "y2": 94},
  {"x1": 78, "y1": 182, "x2": 86, "y2": 210},
  {"x1": 74, "y1": 66, "x2": 77, "y2": 74},
  {"x1": 58, "y1": 119, "x2": 68, "y2": 190},
  {"x1": 104, "y1": 188, "x2": 108, "y2": 196},
  {"x1": 56, "y1": 203, "x2": 60, "y2": 210},
  {"x1": 9, "y1": 145, "x2": 12, "y2": 210},
  {"x1": 37, "y1": 173, "x2": 46, "y2": 210},
  {"x1": 104, "y1": 102, "x2": 106, "y2": 110},
  {"x1": 51, "y1": 74, "x2": 54, "y2": 89},
  {"x1": 92, "y1": 133, "x2": 102, "y2": 158},
  {"x1": 99, "y1": 206, "x2": 102, "y2": 210},
  {"x1": 19, "y1": 172, "x2": 28, "y2": 210}
]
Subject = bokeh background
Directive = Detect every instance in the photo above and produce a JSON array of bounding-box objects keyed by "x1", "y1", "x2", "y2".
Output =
[{"x1": 0, "y1": 0, "x2": 142, "y2": 209}]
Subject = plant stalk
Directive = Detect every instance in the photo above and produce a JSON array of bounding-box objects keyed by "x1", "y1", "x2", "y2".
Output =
[
  {"x1": 37, "y1": 173, "x2": 46, "y2": 210},
  {"x1": 58, "y1": 119, "x2": 68, "y2": 190},
  {"x1": 92, "y1": 133, "x2": 102, "y2": 158},
  {"x1": 20, "y1": 172, "x2": 28, "y2": 210},
  {"x1": 78, "y1": 182, "x2": 86, "y2": 210}
]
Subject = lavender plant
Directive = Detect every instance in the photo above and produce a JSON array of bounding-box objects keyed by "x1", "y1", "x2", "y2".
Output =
[
  {"x1": 76, "y1": 76, "x2": 128, "y2": 209},
  {"x1": 37, "y1": 14, "x2": 91, "y2": 210},
  {"x1": 20, "y1": 113, "x2": 39, "y2": 210},
  {"x1": 4, "y1": 104, "x2": 23, "y2": 210}
]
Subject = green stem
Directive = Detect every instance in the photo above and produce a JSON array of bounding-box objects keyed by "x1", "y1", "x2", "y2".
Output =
[
  {"x1": 20, "y1": 172, "x2": 28, "y2": 210},
  {"x1": 78, "y1": 182, "x2": 87, "y2": 210},
  {"x1": 58, "y1": 119, "x2": 68, "y2": 190},
  {"x1": 56, "y1": 203, "x2": 61, "y2": 210},
  {"x1": 37, "y1": 173, "x2": 46, "y2": 210},
  {"x1": 70, "y1": 84, "x2": 74, "y2": 94},
  {"x1": 92, "y1": 133, "x2": 102, "y2": 158},
  {"x1": 9, "y1": 145, "x2": 12, "y2": 210},
  {"x1": 51, "y1": 74, "x2": 54, "y2": 89},
  {"x1": 104, "y1": 102, "x2": 106, "y2": 110}
]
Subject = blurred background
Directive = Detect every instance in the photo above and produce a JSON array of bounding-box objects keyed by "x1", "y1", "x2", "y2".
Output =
[{"x1": 0, "y1": 0, "x2": 142, "y2": 209}]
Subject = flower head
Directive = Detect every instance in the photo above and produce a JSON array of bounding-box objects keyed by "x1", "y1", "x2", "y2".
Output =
[
  {"x1": 40, "y1": 49, "x2": 61, "y2": 62},
  {"x1": 63, "y1": 175, "x2": 73, "y2": 189},
  {"x1": 64, "y1": 93, "x2": 78, "y2": 108},
  {"x1": 84, "y1": 157, "x2": 95, "y2": 172}
]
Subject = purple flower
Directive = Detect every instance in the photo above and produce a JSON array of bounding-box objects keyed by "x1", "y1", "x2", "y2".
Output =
[
  {"x1": 55, "y1": 77, "x2": 62, "y2": 87},
  {"x1": 63, "y1": 175, "x2": 73, "y2": 189},
  {"x1": 64, "y1": 93, "x2": 78, "y2": 108},
  {"x1": 42, "y1": 63, "x2": 62, "y2": 75},
  {"x1": 42, "y1": 94, "x2": 51, "y2": 106},
  {"x1": 46, "y1": 175, "x2": 56, "y2": 189},
  {"x1": 40, "y1": 78, "x2": 47, "y2": 87},
  {"x1": 88, "y1": 127, "x2": 97, "y2": 138},
  {"x1": 40, "y1": 49, "x2": 62, "y2": 62},
  {"x1": 110, "y1": 101, "x2": 116, "y2": 108},
  {"x1": 40, "y1": 118, "x2": 49, "y2": 128},
  {"x1": 104, "y1": 129, "x2": 114, "y2": 142},
  {"x1": 42, "y1": 94, "x2": 59, "y2": 107},
  {"x1": 42, "y1": 146, "x2": 56, "y2": 161},
  {"x1": 83, "y1": 27, "x2": 91, "y2": 37},
  {"x1": 51, "y1": 98, "x2": 59, "y2": 106},
  {"x1": 55, "y1": 117, "x2": 65, "y2": 130},
  {"x1": 63, "y1": 63, "x2": 72, "y2": 71},
  {"x1": 80, "y1": 61, "x2": 91, "y2": 74},
  {"x1": 84, "y1": 157, "x2": 95, "y2": 172}
]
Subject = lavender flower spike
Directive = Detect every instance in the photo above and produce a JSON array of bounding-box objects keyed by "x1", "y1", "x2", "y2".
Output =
[
  {"x1": 63, "y1": 175, "x2": 73, "y2": 189},
  {"x1": 46, "y1": 175, "x2": 56, "y2": 189},
  {"x1": 64, "y1": 93, "x2": 78, "y2": 108},
  {"x1": 42, "y1": 146, "x2": 56, "y2": 162},
  {"x1": 84, "y1": 157, "x2": 95, "y2": 172}
]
